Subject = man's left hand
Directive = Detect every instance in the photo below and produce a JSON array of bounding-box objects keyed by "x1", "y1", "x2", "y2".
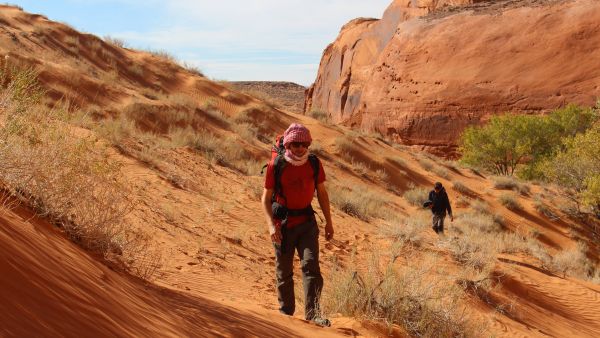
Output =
[{"x1": 324, "y1": 223, "x2": 334, "y2": 241}]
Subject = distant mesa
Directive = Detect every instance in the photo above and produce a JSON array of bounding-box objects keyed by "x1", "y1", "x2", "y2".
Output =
[{"x1": 230, "y1": 81, "x2": 306, "y2": 114}]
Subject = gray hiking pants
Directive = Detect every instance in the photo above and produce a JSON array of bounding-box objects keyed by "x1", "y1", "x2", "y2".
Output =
[
  {"x1": 274, "y1": 219, "x2": 323, "y2": 320},
  {"x1": 432, "y1": 213, "x2": 446, "y2": 233}
]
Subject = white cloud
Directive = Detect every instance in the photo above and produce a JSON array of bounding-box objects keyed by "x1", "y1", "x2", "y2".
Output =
[{"x1": 113, "y1": 1, "x2": 392, "y2": 85}]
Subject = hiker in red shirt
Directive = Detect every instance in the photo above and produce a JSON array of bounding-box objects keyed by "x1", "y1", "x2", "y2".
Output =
[{"x1": 261, "y1": 123, "x2": 334, "y2": 327}]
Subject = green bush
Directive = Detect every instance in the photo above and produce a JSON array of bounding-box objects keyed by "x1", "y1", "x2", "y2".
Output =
[{"x1": 459, "y1": 105, "x2": 598, "y2": 177}]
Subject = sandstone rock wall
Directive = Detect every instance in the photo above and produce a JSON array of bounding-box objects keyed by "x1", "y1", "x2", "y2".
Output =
[{"x1": 307, "y1": 0, "x2": 600, "y2": 156}]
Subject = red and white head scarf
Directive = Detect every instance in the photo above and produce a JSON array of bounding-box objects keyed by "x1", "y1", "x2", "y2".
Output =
[{"x1": 283, "y1": 123, "x2": 312, "y2": 166}]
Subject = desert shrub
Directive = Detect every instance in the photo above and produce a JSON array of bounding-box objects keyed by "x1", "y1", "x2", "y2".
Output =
[
  {"x1": 182, "y1": 62, "x2": 204, "y2": 76},
  {"x1": 543, "y1": 126, "x2": 600, "y2": 213},
  {"x1": 0, "y1": 69, "x2": 142, "y2": 259},
  {"x1": 103, "y1": 35, "x2": 126, "y2": 48},
  {"x1": 334, "y1": 135, "x2": 355, "y2": 154},
  {"x1": 231, "y1": 122, "x2": 258, "y2": 142},
  {"x1": 148, "y1": 49, "x2": 177, "y2": 62},
  {"x1": 167, "y1": 126, "x2": 198, "y2": 148},
  {"x1": 169, "y1": 93, "x2": 197, "y2": 109},
  {"x1": 533, "y1": 196, "x2": 556, "y2": 218},
  {"x1": 452, "y1": 181, "x2": 471, "y2": 194},
  {"x1": 95, "y1": 113, "x2": 138, "y2": 145},
  {"x1": 460, "y1": 106, "x2": 598, "y2": 177},
  {"x1": 350, "y1": 158, "x2": 370, "y2": 177},
  {"x1": 328, "y1": 183, "x2": 388, "y2": 221},
  {"x1": 549, "y1": 242, "x2": 593, "y2": 279},
  {"x1": 386, "y1": 156, "x2": 406, "y2": 168},
  {"x1": 441, "y1": 218, "x2": 499, "y2": 271},
  {"x1": 403, "y1": 185, "x2": 429, "y2": 206},
  {"x1": 432, "y1": 166, "x2": 449, "y2": 179},
  {"x1": 374, "y1": 169, "x2": 389, "y2": 182},
  {"x1": 455, "y1": 195, "x2": 470, "y2": 208},
  {"x1": 203, "y1": 100, "x2": 230, "y2": 124},
  {"x1": 379, "y1": 211, "x2": 429, "y2": 247},
  {"x1": 459, "y1": 212, "x2": 502, "y2": 233},
  {"x1": 127, "y1": 64, "x2": 144, "y2": 77},
  {"x1": 491, "y1": 176, "x2": 530, "y2": 195},
  {"x1": 418, "y1": 158, "x2": 434, "y2": 171},
  {"x1": 498, "y1": 193, "x2": 522, "y2": 210},
  {"x1": 324, "y1": 253, "x2": 479, "y2": 337},
  {"x1": 470, "y1": 200, "x2": 490, "y2": 214}
]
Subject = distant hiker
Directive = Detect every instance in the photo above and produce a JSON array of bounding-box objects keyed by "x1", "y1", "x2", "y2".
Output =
[
  {"x1": 427, "y1": 182, "x2": 453, "y2": 234},
  {"x1": 261, "y1": 123, "x2": 334, "y2": 327}
]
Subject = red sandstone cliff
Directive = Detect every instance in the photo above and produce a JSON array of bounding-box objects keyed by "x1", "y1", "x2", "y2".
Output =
[{"x1": 306, "y1": 0, "x2": 600, "y2": 155}]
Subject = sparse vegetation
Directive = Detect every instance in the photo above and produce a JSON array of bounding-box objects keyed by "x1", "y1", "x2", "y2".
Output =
[
  {"x1": 460, "y1": 105, "x2": 598, "y2": 177},
  {"x1": 418, "y1": 158, "x2": 434, "y2": 171},
  {"x1": 324, "y1": 252, "x2": 481, "y2": 337},
  {"x1": 498, "y1": 193, "x2": 522, "y2": 210},
  {"x1": 103, "y1": 35, "x2": 126, "y2": 48},
  {"x1": 309, "y1": 109, "x2": 330, "y2": 123},
  {"x1": 432, "y1": 165, "x2": 449, "y2": 179},
  {"x1": 453, "y1": 181, "x2": 471, "y2": 194},
  {"x1": 403, "y1": 185, "x2": 429, "y2": 206},
  {"x1": 328, "y1": 182, "x2": 388, "y2": 221},
  {"x1": 379, "y1": 211, "x2": 429, "y2": 247},
  {"x1": 492, "y1": 176, "x2": 530, "y2": 195},
  {"x1": 0, "y1": 67, "x2": 159, "y2": 278}
]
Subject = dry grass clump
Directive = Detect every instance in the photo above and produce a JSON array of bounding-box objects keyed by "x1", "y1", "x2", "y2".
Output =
[
  {"x1": 459, "y1": 212, "x2": 502, "y2": 233},
  {"x1": 470, "y1": 200, "x2": 490, "y2": 214},
  {"x1": 379, "y1": 211, "x2": 429, "y2": 247},
  {"x1": 231, "y1": 122, "x2": 258, "y2": 142},
  {"x1": 334, "y1": 135, "x2": 356, "y2": 154},
  {"x1": 548, "y1": 243, "x2": 594, "y2": 279},
  {"x1": 95, "y1": 113, "x2": 139, "y2": 146},
  {"x1": 350, "y1": 158, "x2": 371, "y2": 177},
  {"x1": 309, "y1": 109, "x2": 330, "y2": 123},
  {"x1": 103, "y1": 35, "x2": 126, "y2": 48},
  {"x1": 533, "y1": 195, "x2": 557, "y2": 219},
  {"x1": 328, "y1": 183, "x2": 388, "y2": 221},
  {"x1": 403, "y1": 185, "x2": 429, "y2": 206},
  {"x1": 498, "y1": 193, "x2": 522, "y2": 210},
  {"x1": 442, "y1": 227, "x2": 498, "y2": 271},
  {"x1": 386, "y1": 156, "x2": 406, "y2": 168},
  {"x1": 452, "y1": 181, "x2": 472, "y2": 194},
  {"x1": 418, "y1": 158, "x2": 434, "y2": 171},
  {"x1": 455, "y1": 195, "x2": 470, "y2": 208},
  {"x1": 374, "y1": 168, "x2": 389, "y2": 182},
  {"x1": 432, "y1": 165, "x2": 449, "y2": 179},
  {"x1": 491, "y1": 176, "x2": 530, "y2": 195},
  {"x1": 0, "y1": 68, "x2": 160, "y2": 278},
  {"x1": 324, "y1": 252, "x2": 480, "y2": 337}
]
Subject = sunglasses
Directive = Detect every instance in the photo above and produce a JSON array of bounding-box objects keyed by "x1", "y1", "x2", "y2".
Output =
[{"x1": 290, "y1": 142, "x2": 310, "y2": 148}]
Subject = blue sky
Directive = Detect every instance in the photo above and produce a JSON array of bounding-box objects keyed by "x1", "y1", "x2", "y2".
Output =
[{"x1": 10, "y1": 1, "x2": 391, "y2": 86}]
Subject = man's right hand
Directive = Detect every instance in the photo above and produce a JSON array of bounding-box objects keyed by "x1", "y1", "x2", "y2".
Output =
[{"x1": 270, "y1": 224, "x2": 282, "y2": 244}]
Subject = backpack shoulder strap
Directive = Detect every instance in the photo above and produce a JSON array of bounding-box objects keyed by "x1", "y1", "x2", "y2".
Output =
[
  {"x1": 308, "y1": 154, "x2": 320, "y2": 190},
  {"x1": 273, "y1": 155, "x2": 287, "y2": 202}
]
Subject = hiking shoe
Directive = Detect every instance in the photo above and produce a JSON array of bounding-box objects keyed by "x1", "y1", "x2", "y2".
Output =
[{"x1": 311, "y1": 317, "x2": 331, "y2": 327}]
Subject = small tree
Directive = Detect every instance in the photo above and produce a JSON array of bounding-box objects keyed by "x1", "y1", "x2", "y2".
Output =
[
  {"x1": 460, "y1": 114, "x2": 541, "y2": 175},
  {"x1": 543, "y1": 126, "x2": 600, "y2": 212},
  {"x1": 460, "y1": 105, "x2": 599, "y2": 177}
]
